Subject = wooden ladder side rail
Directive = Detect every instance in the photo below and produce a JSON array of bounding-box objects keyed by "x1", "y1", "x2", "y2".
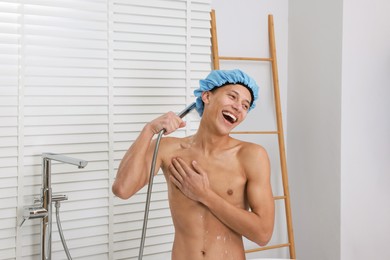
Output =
[
  {"x1": 268, "y1": 15, "x2": 296, "y2": 259},
  {"x1": 210, "y1": 10, "x2": 220, "y2": 70},
  {"x1": 210, "y1": 9, "x2": 296, "y2": 259}
]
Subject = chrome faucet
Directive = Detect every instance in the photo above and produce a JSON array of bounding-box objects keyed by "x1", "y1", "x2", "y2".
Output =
[{"x1": 22, "y1": 153, "x2": 88, "y2": 260}]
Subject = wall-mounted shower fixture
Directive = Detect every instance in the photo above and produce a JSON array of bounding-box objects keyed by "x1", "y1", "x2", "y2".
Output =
[{"x1": 21, "y1": 153, "x2": 88, "y2": 260}]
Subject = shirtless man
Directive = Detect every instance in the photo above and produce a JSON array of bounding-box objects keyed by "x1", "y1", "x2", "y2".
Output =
[{"x1": 112, "y1": 69, "x2": 275, "y2": 259}]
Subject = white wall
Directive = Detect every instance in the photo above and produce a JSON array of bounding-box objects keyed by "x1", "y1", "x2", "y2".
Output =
[
  {"x1": 287, "y1": 0, "x2": 343, "y2": 259},
  {"x1": 341, "y1": 0, "x2": 390, "y2": 259},
  {"x1": 288, "y1": 0, "x2": 390, "y2": 260}
]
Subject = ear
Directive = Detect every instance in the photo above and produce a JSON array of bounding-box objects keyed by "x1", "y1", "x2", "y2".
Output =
[{"x1": 201, "y1": 91, "x2": 211, "y2": 104}]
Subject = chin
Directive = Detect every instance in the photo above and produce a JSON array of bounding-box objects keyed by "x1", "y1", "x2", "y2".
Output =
[{"x1": 220, "y1": 123, "x2": 237, "y2": 135}]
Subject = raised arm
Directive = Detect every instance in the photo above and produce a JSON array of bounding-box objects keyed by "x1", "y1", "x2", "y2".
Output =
[{"x1": 112, "y1": 112, "x2": 185, "y2": 199}]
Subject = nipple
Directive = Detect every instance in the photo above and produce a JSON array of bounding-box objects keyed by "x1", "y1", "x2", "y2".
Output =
[{"x1": 227, "y1": 189, "x2": 233, "y2": 196}]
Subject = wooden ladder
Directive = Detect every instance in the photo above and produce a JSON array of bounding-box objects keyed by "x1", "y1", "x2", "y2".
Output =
[{"x1": 210, "y1": 10, "x2": 296, "y2": 259}]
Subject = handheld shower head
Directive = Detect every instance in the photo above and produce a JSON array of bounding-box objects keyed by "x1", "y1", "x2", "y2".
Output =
[{"x1": 177, "y1": 102, "x2": 196, "y2": 118}]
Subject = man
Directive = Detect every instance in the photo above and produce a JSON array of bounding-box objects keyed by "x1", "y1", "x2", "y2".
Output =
[{"x1": 112, "y1": 69, "x2": 275, "y2": 259}]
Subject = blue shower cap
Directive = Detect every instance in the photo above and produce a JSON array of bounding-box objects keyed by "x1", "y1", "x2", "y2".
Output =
[{"x1": 194, "y1": 69, "x2": 259, "y2": 116}]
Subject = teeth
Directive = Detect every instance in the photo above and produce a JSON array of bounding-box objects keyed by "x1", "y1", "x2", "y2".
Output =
[{"x1": 222, "y1": 111, "x2": 237, "y2": 123}]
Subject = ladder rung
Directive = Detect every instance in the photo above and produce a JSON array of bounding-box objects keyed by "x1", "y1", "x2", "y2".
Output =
[
  {"x1": 219, "y1": 56, "x2": 272, "y2": 62},
  {"x1": 245, "y1": 243, "x2": 290, "y2": 253},
  {"x1": 274, "y1": 195, "x2": 287, "y2": 200},
  {"x1": 231, "y1": 131, "x2": 278, "y2": 135}
]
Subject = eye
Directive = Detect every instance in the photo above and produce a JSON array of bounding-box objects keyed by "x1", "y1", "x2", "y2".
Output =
[
  {"x1": 242, "y1": 104, "x2": 249, "y2": 110},
  {"x1": 228, "y1": 93, "x2": 236, "y2": 100}
]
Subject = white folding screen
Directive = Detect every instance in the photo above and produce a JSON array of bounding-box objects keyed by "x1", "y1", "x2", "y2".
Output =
[
  {"x1": 0, "y1": 1, "x2": 20, "y2": 259},
  {"x1": 0, "y1": 0, "x2": 211, "y2": 259}
]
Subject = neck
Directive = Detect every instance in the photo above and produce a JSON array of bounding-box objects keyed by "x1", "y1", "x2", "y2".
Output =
[{"x1": 191, "y1": 120, "x2": 231, "y2": 155}]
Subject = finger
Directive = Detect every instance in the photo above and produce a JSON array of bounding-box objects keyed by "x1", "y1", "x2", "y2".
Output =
[
  {"x1": 192, "y1": 160, "x2": 205, "y2": 176},
  {"x1": 179, "y1": 121, "x2": 186, "y2": 128},
  {"x1": 169, "y1": 174, "x2": 182, "y2": 189},
  {"x1": 172, "y1": 158, "x2": 187, "y2": 177},
  {"x1": 169, "y1": 163, "x2": 183, "y2": 182},
  {"x1": 176, "y1": 157, "x2": 194, "y2": 175},
  {"x1": 163, "y1": 114, "x2": 185, "y2": 135}
]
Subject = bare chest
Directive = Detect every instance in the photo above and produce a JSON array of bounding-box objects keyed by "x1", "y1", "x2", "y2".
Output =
[{"x1": 162, "y1": 147, "x2": 247, "y2": 205}]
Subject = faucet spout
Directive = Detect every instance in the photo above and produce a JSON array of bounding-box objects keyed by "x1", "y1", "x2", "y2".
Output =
[
  {"x1": 37, "y1": 152, "x2": 88, "y2": 260},
  {"x1": 42, "y1": 153, "x2": 88, "y2": 168}
]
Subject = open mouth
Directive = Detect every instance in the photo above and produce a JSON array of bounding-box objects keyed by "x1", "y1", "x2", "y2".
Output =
[{"x1": 222, "y1": 111, "x2": 238, "y2": 124}]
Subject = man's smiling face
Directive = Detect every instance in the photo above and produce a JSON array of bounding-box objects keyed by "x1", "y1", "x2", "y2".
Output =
[{"x1": 202, "y1": 84, "x2": 252, "y2": 133}]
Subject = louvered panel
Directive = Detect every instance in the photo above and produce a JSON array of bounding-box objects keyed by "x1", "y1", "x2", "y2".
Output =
[
  {"x1": 114, "y1": 24, "x2": 186, "y2": 39},
  {"x1": 24, "y1": 124, "x2": 108, "y2": 136},
  {"x1": 0, "y1": 1, "x2": 212, "y2": 259},
  {"x1": 113, "y1": 3, "x2": 186, "y2": 19},
  {"x1": 113, "y1": 104, "x2": 184, "y2": 116},
  {"x1": 0, "y1": 1, "x2": 19, "y2": 259},
  {"x1": 24, "y1": 2, "x2": 107, "y2": 21},
  {"x1": 51, "y1": 236, "x2": 109, "y2": 260},
  {"x1": 114, "y1": 207, "x2": 171, "y2": 224},
  {"x1": 24, "y1": 143, "x2": 109, "y2": 157},
  {"x1": 114, "y1": 225, "x2": 174, "y2": 246},
  {"x1": 21, "y1": 226, "x2": 109, "y2": 257},
  {"x1": 116, "y1": 0, "x2": 186, "y2": 10},
  {"x1": 20, "y1": 1, "x2": 110, "y2": 259},
  {"x1": 113, "y1": 69, "x2": 186, "y2": 80},
  {"x1": 113, "y1": 77, "x2": 186, "y2": 88},
  {"x1": 114, "y1": 14, "x2": 185, "y2": 29},
  {"x1": 189, "y1": 1, "x2": 212, "y2": 136},
  {"x1": 24, "y1": 115, "x2": 108, "y2": 126},
  {"x1": 25, "y1": 56, "x2": 108, "y2": 68},
  {"x1": 114, "y1": 96, "x2": 186, "y2": 106},
  {"x1": 114, "y1": 50, "x2": 185, "y2": 62},
  {"x1": 111, "y1": 5, "x2": 189, "y2": 259},
  {"x1": 115, "y1": 87, "x2": 186, "y2": 96},
  {"x1": 114, "y1": 60, "x2": 185, "y2": 70}
]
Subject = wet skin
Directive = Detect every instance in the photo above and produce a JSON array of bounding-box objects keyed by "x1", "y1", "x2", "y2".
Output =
[{"x1": 160, "y1": 136, "x2": 247, "y2": 260}]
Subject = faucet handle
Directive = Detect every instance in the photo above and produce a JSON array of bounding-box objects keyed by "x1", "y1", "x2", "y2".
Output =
[
  {"x1": 24, "y1": 206, "x2": 48, "y2": 220},
  {"x1": 19, "y1": 218, "x2": 27, "y2": 227},
  {"x1": 20, "y1": 206, "x2": 48, "y2": 227},
  {"x1": 52, "y1": 194, "x2": 68, "y2": 202}
]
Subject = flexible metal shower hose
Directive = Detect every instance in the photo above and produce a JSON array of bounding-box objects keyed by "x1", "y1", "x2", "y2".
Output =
[
  {"x1": 55, "y1": 201, "x2": 72, "y2": 260},
  {"x1": 138, "y1": 103, "x2": 196, "y2": 260}
]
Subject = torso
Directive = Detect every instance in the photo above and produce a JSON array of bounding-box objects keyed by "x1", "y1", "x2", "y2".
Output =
[{"x1": 159, "y1": 136, "x2": 249, "y2": 260}]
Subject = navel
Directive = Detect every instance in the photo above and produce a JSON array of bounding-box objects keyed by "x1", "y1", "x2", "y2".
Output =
[{"x1": 227, "y1": 189, "x2": 233, "y2": 196}]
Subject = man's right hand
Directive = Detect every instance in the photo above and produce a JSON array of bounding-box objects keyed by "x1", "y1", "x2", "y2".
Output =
[{"x1": 148, "y1": 112, "x2": 186, "y2": 135}]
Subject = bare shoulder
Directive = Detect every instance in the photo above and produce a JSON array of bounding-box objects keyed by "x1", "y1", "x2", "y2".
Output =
[
  {"x1": 237, "y1": 140, "x2": 269, "y2": 162},
  {"x1": 157, "y1": 135, "x2": 194, "y2": 157},
  {"x1": 159, "y1": 135, "x2": 192, "y2": 148},
  {"x1": 236, "y1": 140, "x2": 270, "y2": 179}
]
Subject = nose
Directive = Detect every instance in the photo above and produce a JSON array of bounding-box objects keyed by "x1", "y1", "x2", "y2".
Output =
[{"x1": 231, "y1": 100, "x2": 242, "y2": 112}]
